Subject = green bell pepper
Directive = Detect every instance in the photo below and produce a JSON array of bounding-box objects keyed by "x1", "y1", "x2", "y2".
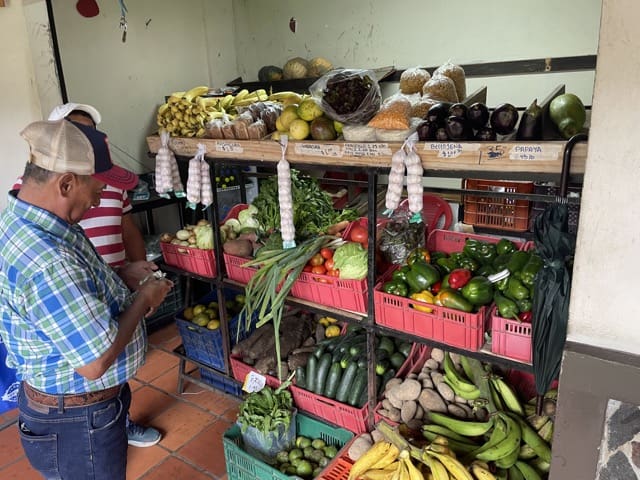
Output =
[
  {"x1": 495, "y1": 276, "x2": 509, "y2": 292},
  {"x1": 463, "y1": 239, "x2": 498, "y2": 265},
  {"x1": 457, "y1": 255, "x2": 480, "y2": 273},
  {"x1": 440, "y1": 273, "x2": 451, "y2": 290},
  {"x1": 435, "y1": 256, "x2": 457, "y2": 275},
  {"x1": 506, "y1": 276, "x2": 530, "y2": 301},
  {"x1": 517, "y1": 253, "x2": 544, "y2": 287},
  {"x1": 406, "y1": 260, "x2": 441, "y2": 293},
  {"x1": 382, "y1": 279, "x2": 409, "y2": 297},
  {"x1": 435, "y1": 288, "x2": 474, "y2": 313},
  {"x1": 516, "y1": 298, "x2": 533, "y2": 313},
  {"x1": 476, "y1": 264, "x2": 497, "y2": 277},
  {"x1": 492, "y1": 253, "x2": 512, "y2": 271},
  {"x1": 430, "y1": 251, "x2": 448, "y2": 263},
  {"x1": 391, "y1": 265, "x2": 411, "y2": 283},
  {"x1": 461, "y1": 276, "x2": 494, "y2": 306},
  {"x1": 506, "y1": 250, "x2": 531, "y2": 274},
  {"x1": 494, "y1": 291, "x2": 520, "y2": 320},
  {"x1": 496, "y1": 238, "x2": 517, "y2": 255}
]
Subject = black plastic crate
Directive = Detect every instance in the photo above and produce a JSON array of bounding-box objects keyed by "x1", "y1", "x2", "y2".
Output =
[{"x1": 529, "y1": 183, "x2": 581, "y2": 234}]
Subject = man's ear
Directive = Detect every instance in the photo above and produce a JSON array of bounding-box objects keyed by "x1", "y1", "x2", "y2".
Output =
[{"x1": 58, "y1": 173, "x2": 77, "y2": 197}]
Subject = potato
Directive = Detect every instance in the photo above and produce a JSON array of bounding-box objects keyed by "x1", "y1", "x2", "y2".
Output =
[
  {"x1": 159, "y1": 232, "x2": 174, "y2": 243},
  {"x1": 418, "y1": 389, "x2": 447, "y2": 413},
  {"x1": 382, "y1": 399, "x2": 394, "y2": 411},
  {"x1": 348, "y1": 435, "x2": 373, "y2": 461},
  {"x1": 435, "y1": 381, "x2": 455, "y2": 402},
  {"x1": 406, "y1": 419, "x2": 423, "y2": 431},
  {"x1": 175, "y1": 229, "x2": 191, "y2": 240},
  {"x1": 222, "y1": 238, "x2": 253, "y2": 258},
  {"x1": 384, "y1": 378, "x2": 403, "y2": 393},
  {"x1": 422, "y1": 378, "x2": 434, "y2": 389},
  {"x1": 430, "y1": 348, "x2": 445, "y2": 362},
  {"x1": 370, "y1": 429, "x2": 384, "y2": 443},
  {"x1": 414, "y1": 405, "x2": 424, "y2": 420},
  {"x1": 386, "y1": 407, "x2": 401, "y2": 423},
  {"x1": 401, "y1": 400, "x2": 417, "y2": 424},
  {"x1": 425, "y1": 359, "x2": 440, "y2": 371},
  {"x1": 386, "y1": 390, "x2": 404, "y2": 409},
  {"x1": 447, "y1": 403, "x2": 468, "y2": 419},
  {"x1": 430, "y1": 371, "x2": 444, "y2": 385},
  {"x1": 391, "y1": 379, "x2": 422, "y2": 401}
]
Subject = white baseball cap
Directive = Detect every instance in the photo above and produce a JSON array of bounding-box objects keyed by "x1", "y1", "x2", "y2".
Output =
[{"x1": 48, "y1": 103, "x2": 102, "y2": 125}]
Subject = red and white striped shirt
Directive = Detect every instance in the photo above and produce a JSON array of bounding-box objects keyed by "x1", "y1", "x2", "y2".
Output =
[{"x1": 12, "y1": 179, "x2": 132, "y2": 267}]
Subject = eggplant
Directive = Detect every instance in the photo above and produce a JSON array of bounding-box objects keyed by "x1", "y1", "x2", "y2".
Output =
[
  {"x1": 466, "y1": 102, "x2": 490, "y2": 129},
  {"x1": 474, "y1": 126, "x2": 497, "y2": 141},
  {"x1": 426, "y1": 102, "x2": 453, "y2": 124},
  {"x1": 490, "y1": 103, "x2": 519, "y2": 135},
  {"x1": 417, "y1": 120, "x2": 439, "y2": 141},
  {"x1": 516, "y1": 98, "x2": 543, "y2": 140},
  {"x1": 449, "y1": 103, "x2": 468, "y2": 119},
  {"x1": 444, "y1": 116, "x2": 473, "y2": 141},
  {"x1": 435, "y1": 127, "x2": 449, "y2": 141}
]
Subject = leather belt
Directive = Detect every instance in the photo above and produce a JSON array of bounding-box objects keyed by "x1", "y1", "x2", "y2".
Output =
[{"x1": 23, "y1": 382, "x2": 122, "y2": 408}]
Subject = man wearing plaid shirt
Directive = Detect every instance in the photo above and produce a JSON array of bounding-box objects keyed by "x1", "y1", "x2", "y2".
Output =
[{"x1": 0, "y1": 119, "x2": 173, "y2": 479}]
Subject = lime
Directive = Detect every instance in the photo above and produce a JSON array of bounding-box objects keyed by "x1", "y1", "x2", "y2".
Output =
[
  {"x1": 333, "y1": 120, "x2": 344, "y2": 134},
  {"x1": 205, "y1": 308, "x2": 217, "y2": 319},
  {"x1": 182, "y1": 307, "x2": 194, "y2": 321},
  {"x1": 279, "y1": 105, "x2": 299, "y2": 130},
  {"x1": 313, "y1": 466, "x2": 323, "y2": 477},
  {"x1": 192, "y1": 304, "x2": 206, "y2": 316},
  {"x1": 288, "y1": 448, "x2": 303, "y2": 462},
  {"x1": 192, "y1": 313, "x2": 209, "y2": 327},
  {"x1": 297, "y1": 98, "x2": 324, "y2": 122},
  {"x1": 289, "y1": 119, "x2": 310, "y2": 140},
  {"x1": 303, "y1": 446, "x2": 314, "y2": 459},
  {"x1": 323, "y1": 445, "x2": 338, "y2": 459},
  {"x1": 318, "y1": 456, "x2": 330, "y2": 467},
  {"x1": 296, "y1": 459, "x2": 313, "y2": 477},
  {"x1": 276, "y1": 451, "x2": 290, "y2": 464},
  {"x1": 206, "y1": 319, "x2": 220, "y2": 330},
  {"x1": 311, "y1": 438, "x2": 326, "y2": 449},
  {"x1": 296, "y1": 436, "x2": 312, "y2": 449}
]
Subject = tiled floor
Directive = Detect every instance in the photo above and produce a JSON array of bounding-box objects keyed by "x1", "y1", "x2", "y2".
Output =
[{"x1": 0, "y1": 322, "x2": 240, "y2": 479}]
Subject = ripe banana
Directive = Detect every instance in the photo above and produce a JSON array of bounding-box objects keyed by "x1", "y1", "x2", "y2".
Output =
[
  {"x1": 470, "y1": 461, "x2": 497, "y2": 480},
  {"x1": 513, "y1": 460, "x2": 542, "y2": 480},
  {"x1": 426, "y1": 450, "x2": 474, "y2": 480},
  {"x1": 400, "y1": 450, "x2": 425, "y2": 480},
  {"x1": 428, "y1": 411, "x2": 494, "y2": 437},
  {"x1": 183, "y1": 85, "x2": 210, "y2": 102},
  {"x1": 361, "y1": 461, "x2": 401, "y2": 480},
  {"x1": 475, "y1": 414, "x2": 522, "y2": 463},
  {"x1": 490, "y1": 377, "x2": 524, "y2": 416},
  {"x1": 536, "y1": 418, "x2": 554, "y2": 443},
  {"x1": 349, "y1": 441, "x2": 400, "y2": 480},
  {"x1": 507, "y1": 413, "x2": 551, "y2": 463},
  {"x1": 423, "y1": 453, "x2": 450, "y2": 480}
]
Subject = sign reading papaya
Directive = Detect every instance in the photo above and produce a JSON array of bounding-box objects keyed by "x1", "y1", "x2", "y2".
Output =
[{"x1": 508, "y1": 144, "x2": 562, "y2": 161}]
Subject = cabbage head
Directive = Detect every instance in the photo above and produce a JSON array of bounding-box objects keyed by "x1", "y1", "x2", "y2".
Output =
[
  {"x1": 332, "y1": 242, "x2": 368, "y2": 280},
  {"x1": 195, "y1": 224, "x2": 213, "y2": 249}
]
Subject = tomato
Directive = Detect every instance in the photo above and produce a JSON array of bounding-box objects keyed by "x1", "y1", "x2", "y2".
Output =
[
  {"x1": 320, "y1": 248, "x2": 333, "y2": 260},
  {"x1": 309, "y1": 253, "x2": 324, "y2": 267},
  {"x1": 349, "y1": 225, "x2": 368, "y2": 245},
  {"x1": 311, "y1": 265, "x2": 327, "y2": 275},
  {"x1": 327, "y1": 268, "x2": 340, "y2": 277},
  {"x1": 303, "y1": 265, "x2": 313, "y2": 272},
  {"x1": 324, "y1": 258, "x2": 335, "y2": 271}
]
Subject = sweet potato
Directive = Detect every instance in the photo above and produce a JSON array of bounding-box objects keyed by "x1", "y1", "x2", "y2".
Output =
[{"x1": 222, "y1": 238, "x2": 253, "y2": 258}]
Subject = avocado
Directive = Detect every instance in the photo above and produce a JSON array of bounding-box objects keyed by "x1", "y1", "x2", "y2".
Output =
[
  {"x1": 549, "y1": 93, "x2": 586, "y2": 139},
  {"x1": 310, "y1": 116, "x2": 337, "y2": 141}
]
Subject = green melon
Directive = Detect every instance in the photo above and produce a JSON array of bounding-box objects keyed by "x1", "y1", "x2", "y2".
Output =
[
  {"x1": 283, "y1": 57, "x2": 309, "y2": 80},
  {"x1": 549, "y1": 93, "x2": 587, "y2": 139},
  {"x1": 258, "y1": 65, "x2": 283, "y2": 82}
]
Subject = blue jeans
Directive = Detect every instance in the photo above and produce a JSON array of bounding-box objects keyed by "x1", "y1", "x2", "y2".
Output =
[{"x1": 17, "y1": 382, "x2": 131, "y2": 480}]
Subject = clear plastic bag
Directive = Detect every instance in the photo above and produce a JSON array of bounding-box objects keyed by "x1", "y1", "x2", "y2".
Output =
[
  {"x1": 310, "y1": 68, "x2": 381, "y2": 125},
  {"x1": 378, "y1": 210, "x2": 426, "y2": 264}
]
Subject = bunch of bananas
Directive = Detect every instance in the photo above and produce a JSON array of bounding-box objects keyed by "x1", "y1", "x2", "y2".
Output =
[
  {"x1": 156, "y1": 86, "x2": 270, "y2": 137},
  {"x1": 348, "y1": 441, "x2": 425, "y2": 480}
]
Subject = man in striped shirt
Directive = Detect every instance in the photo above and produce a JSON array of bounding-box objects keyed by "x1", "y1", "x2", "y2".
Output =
[
  {"x1": 0, "y1": 119, "x2": 173, "y2": 479},
  {"x1": 10, "y1": 103, "x2": 163, "y2": 447}
]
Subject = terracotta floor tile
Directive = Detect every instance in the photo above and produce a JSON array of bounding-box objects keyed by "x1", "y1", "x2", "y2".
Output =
[
  {"x1": 126, "y1": 444, "x2": 170, "y2": 480},
  {"x1": 135, "y1": 349, "x2": 180, "y2": 383},
  {"x1": 139, "y1": 455, "x2": 214, "y2": 480},
  {"x1": 129, "y1": 378, "x2": 145, "y2": 392},
  {"x1": 150, "y1": 365, "x2": 180, "y2": 395},
  {"x1": 148, "y1": 322, "x2": 179, "y2": 346},
  {"x1": 0, "y1": 424, "x2": 24, "y2": 468},
  {"x1": 0, "y1": 457, "x2": 41, "y2": 480},
  {"x1": 0, "y1": 408, "x2": 18, "y2": 427},
  {"x1": 177, "y1": 418, "x2": 232, "y2": 478},
  {"x1": 151, "y1": 401, "x2": 216, "y2": 451},
  {"x1": 129, "y1": 386, "x2": 177, "y2": 426},
  {"x1": 181, "y1": 381, "x2": 241, "y2": 416}
]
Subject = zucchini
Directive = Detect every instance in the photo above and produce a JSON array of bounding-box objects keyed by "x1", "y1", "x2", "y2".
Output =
[
  {"x1": 375, "y1": 358, "x2": 391, "y2": 376},
  {"x1": 324, "y1": 362, "x2": 343, "y2": 399},
  {"x1": 336, "y1": 362, "x2": 359, "y2": 403},
  {"x1": 314, "y1": 352, "x2": 333, "y2": 394},
  {"x1": 348, "y1": 341, "x2": 367, "y2": 357},
  {"x1": 306, "y1": 354, "x2": 318, "y2": 392},
  {"x1": 397, "y1": 341, "x2": 413, "y2": 358},
  {"x1": 378, "y1": 336, "x2": 395, "y2": 355},
  {"x1": 378, "y1": 368, "x2": 396, "y2": 396},
  {"x1": 348, "y1": 367, "x2": 368, "y2": 406},
  {"x1": 295, "y1": 366, "x2": 307, "y2": 389}
]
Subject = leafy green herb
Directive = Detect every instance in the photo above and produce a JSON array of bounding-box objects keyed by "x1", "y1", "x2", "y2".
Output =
[{"x1": 237, "y1": 381, "x2": 294, "y2": 436}]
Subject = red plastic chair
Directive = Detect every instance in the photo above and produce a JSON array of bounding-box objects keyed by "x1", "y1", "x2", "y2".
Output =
[{"x1": 398, "y1": 194, "x2": 453, "y2": 231}]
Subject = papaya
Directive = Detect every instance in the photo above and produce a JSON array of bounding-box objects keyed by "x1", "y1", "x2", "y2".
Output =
[{"x1": 549, "y1": 93, "x2": 586, "y2": 139}]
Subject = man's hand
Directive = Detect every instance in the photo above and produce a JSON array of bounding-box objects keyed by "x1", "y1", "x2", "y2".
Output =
[
  {"x1": 116, "y1": 261, "x2": 158, "y2": 291},
  {"x1": 138, "y1": 277, "x2": 174, "y2": 318}
]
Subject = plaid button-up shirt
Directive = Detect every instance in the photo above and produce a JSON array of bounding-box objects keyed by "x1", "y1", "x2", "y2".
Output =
[{"x1": 0, "y1": 193, "x2": 146, "y2": 393}]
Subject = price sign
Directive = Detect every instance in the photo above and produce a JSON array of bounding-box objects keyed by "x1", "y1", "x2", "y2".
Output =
[
  {"x1": 215, "y1": 141, "x2": 244, "y2": 154},
  {"x1": 242, "y1": 371, "x2": 266, "y2": 393},
  {"x1": 342, "y1": 143, "x2": 391, "y2": 157},
  {"x1": 508, "y1": 144, "x2": 563, "y2": 161},
  {"x1": 425, "y1": 142, "x2": 480, "y2": 159},
  {"x1": 294, "y1": 143, "x2": 343, "y2": 157}
]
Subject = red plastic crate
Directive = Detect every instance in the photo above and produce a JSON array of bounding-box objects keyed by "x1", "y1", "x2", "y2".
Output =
[
  {"x1": 220, "y1": 204, "x2": 260, "y2": 283},
  {"x1": 290, "y1": 343, "x2": 427, "y2": 434},
  {"x1": 426, "y1": 229, "x2": 527, "y2": 253},
  {"x1": 229, "y1": 354, "x2": 281, "y2": 389},
  {"x1": 490, "y1": 306, "x2": 533, "y2": 363},
  {"x1": 462, "y1": 179, "x2": 534, "y2": 232},
  {"x1": 160, "y1": 242, "x2": 216, "y2": 278},
  {"x1": 317, "y1": 437, "x2": 356, "y2": 480}
]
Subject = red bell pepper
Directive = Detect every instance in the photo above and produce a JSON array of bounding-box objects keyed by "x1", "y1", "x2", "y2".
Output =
[
  {"x1": 431, "y1": 281, "x2": 442, "y2": 294},
  {"x1": 519, "y1": 311, "x2": 533, "y2": 323},
  {"x1": 448, "y1": 268, "x2": 472, "y2": 289}
]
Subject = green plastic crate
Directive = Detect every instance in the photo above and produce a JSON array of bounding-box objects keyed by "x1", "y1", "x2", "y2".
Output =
[{"x1": 223, "y1": 413, "x2": 353, "y2": 480}]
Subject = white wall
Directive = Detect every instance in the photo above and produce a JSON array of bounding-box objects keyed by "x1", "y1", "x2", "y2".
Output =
[
  {"x1": 0, "y1": 1, "x2": 43, "y2": 210},
  {"x1": 232, "y1": 0, "x2": 600, "y2": 107},
  {"x1": 567, "y1": 0, "x2": 640, "y2": 353},
  {"x1": 50, "y1": 0, "x2": 237, "y2": 174}
]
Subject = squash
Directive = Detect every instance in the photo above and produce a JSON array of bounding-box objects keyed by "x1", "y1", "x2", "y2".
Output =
[
  {"x1": 283, "y1": 57, "x2": 309, "y2": 79},
  {"x1": 308, "y1": 57, "x2": 333, "y2": 77},
  {"x1": 258, "y1": 65, "x2": 283, "y2": 82}
]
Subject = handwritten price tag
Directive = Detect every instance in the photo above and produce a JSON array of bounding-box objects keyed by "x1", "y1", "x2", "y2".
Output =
[
  {"x1": 508, "y1": 144, "x2": 562, "y2": 161},
  {"x1": 242, "y1": 371, "x2": 266, "y2": 393},
  {"x1": 215, "y1": 141, "x2": 244, "y2": 154},
  {"x1": 342, "y1": 143, "x2": 391, "y2": 157},
  {"x1": 425, "y1": 143, "x2": 480, "y2": 159},
  {"x1": 294, "y1": 143, "x2": 343, "y2": 157}
]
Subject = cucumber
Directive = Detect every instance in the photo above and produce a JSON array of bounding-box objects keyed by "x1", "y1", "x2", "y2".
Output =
[
  {"x1": 324, "y1": 362, "x2": 343, "y2": 399},
  {"x1": 314, "y1": 352, "x2": 332, "y2": 394},
  {"x1": 295, "y1": 366, "x2": 307, "y2": 389},
  {"x1": 306, "y1": 354, "x2": 318, "y2": 392},
  {"x1": 378, "y1": 368, "x2": 396, "y2": 396},
  {"x1": 397, "y1": 341, "x2": 413, "y2": 358},
  {"x1": 336, "y1": 362, "x2": 359, "y2": 403},
  {"x1": 375, "y1": 358, "x2": 391, "y2": 376},
  {"x1": 348, "y1": 341, "x2": 367, "y2": 357},
  {"x1": 348, "y1": 367, "x2": 368, "y2": 406},
  {"x1": 390, "y1": 352, "x2": 406, "y2": 369},
  {"x1": 378, "y1": 336, "x2": 395, "y2": 355}
]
